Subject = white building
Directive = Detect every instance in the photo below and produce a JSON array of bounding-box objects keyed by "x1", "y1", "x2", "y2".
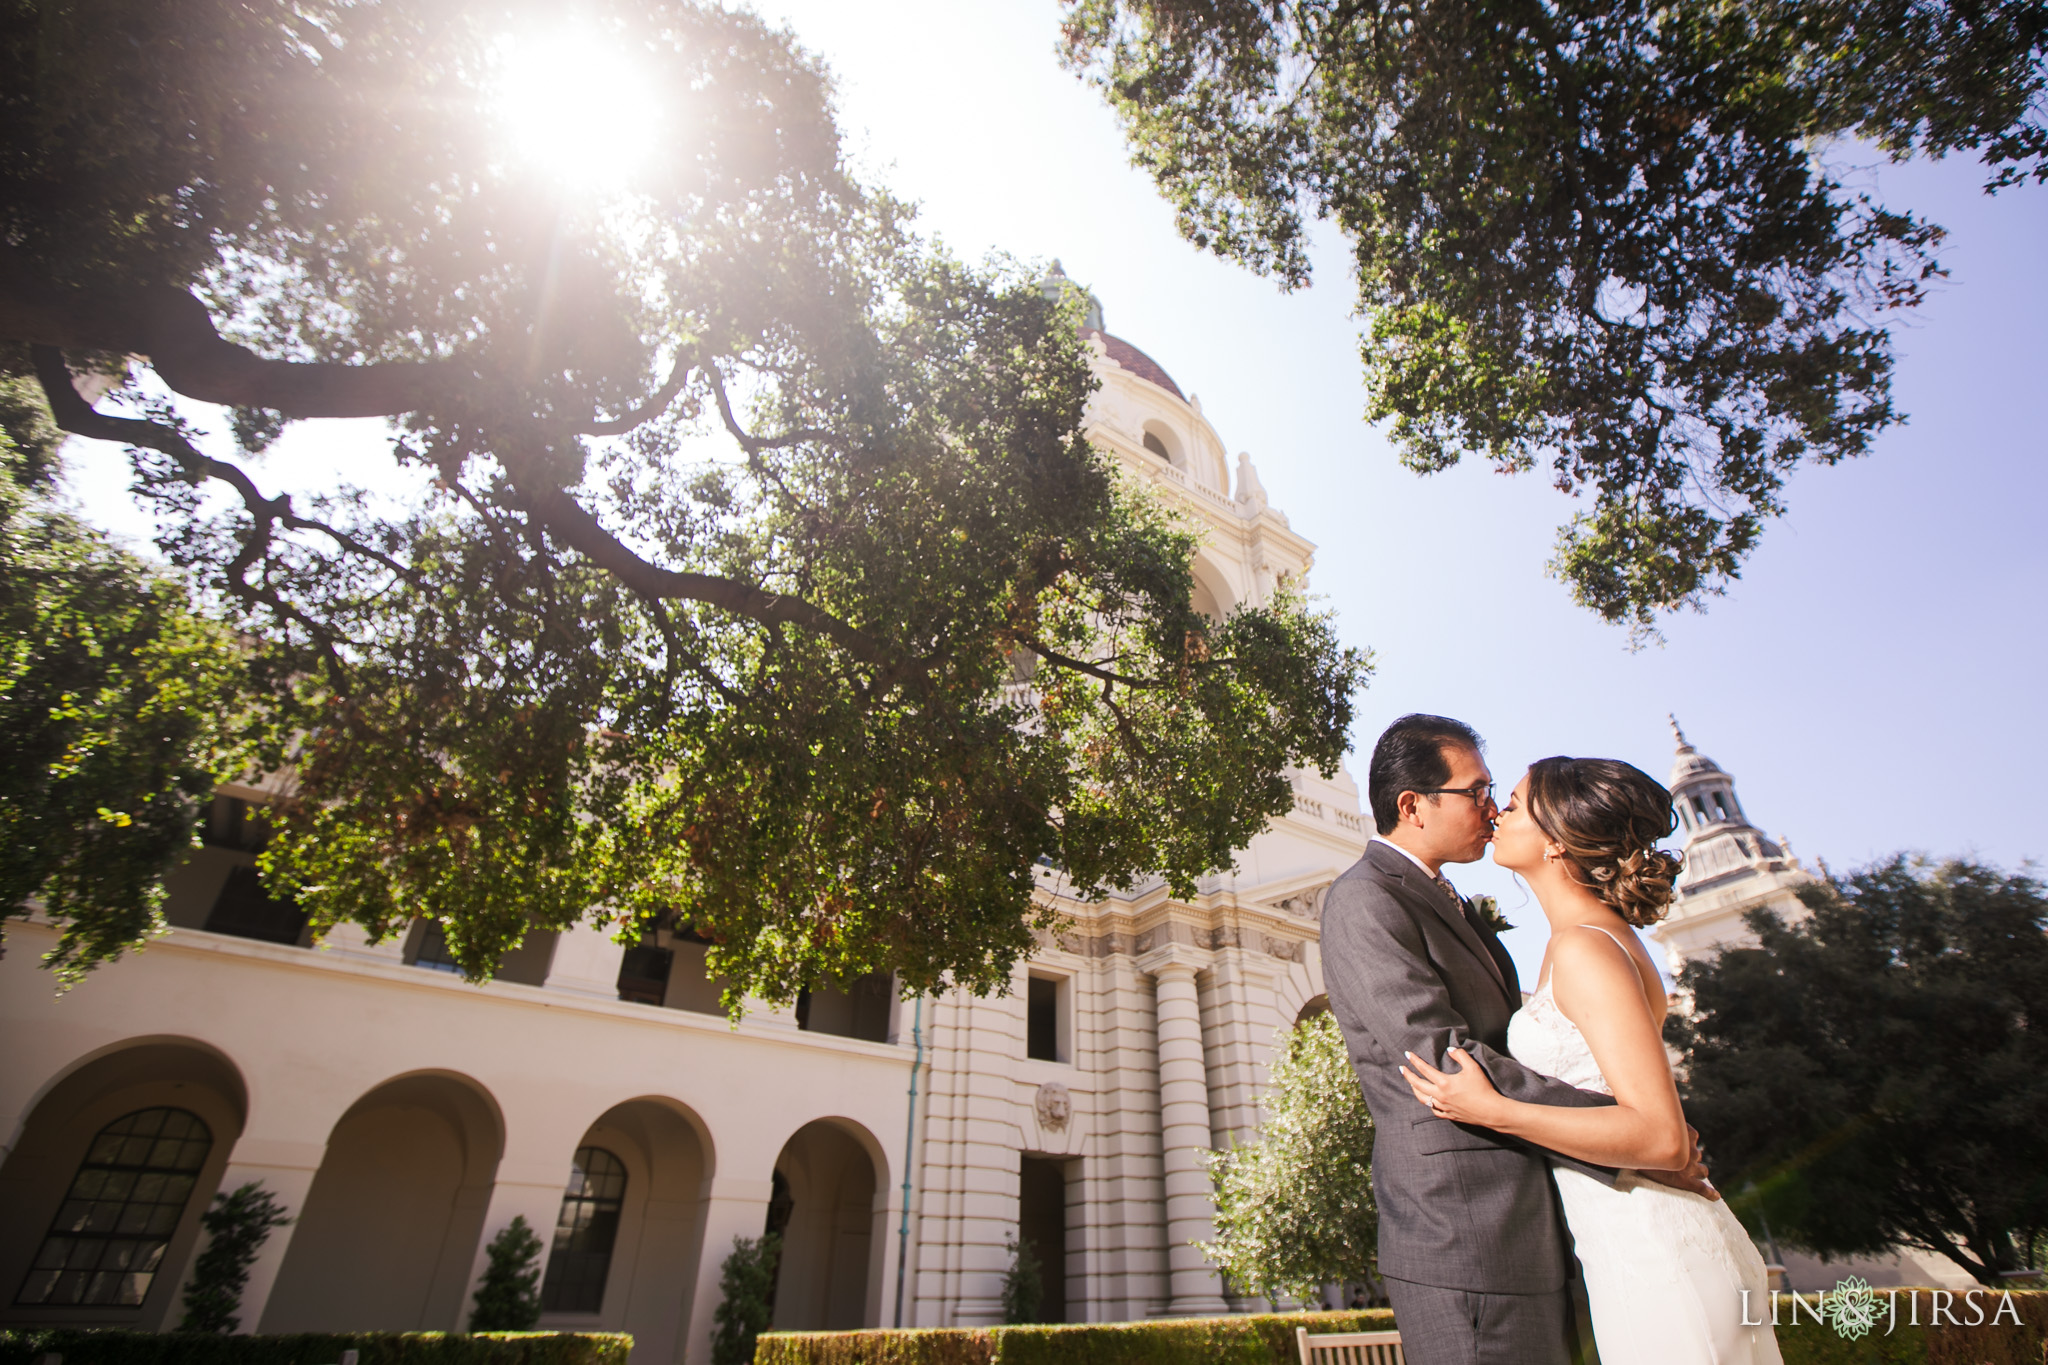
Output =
[
  {"x1": 0, "y1": 287, "x2": 1370, "y2": 1357},
  {"x1": 1643, "y1": 717, "x2": 1817, "y2": 976}
]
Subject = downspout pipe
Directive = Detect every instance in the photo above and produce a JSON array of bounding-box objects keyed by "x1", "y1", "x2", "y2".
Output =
[{"x1": 893, "y1": 995, "x2": 925, "y2": 1328}]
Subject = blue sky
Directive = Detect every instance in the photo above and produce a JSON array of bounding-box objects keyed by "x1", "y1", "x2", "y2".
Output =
[{"x1": 58, "y1": 1, "x2": 2046, "y2": 983}]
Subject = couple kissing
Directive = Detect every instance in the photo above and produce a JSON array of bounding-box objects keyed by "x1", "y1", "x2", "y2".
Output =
[{"x1": 1322, "y1": 714, "x2": 1781, "y2": 1365}]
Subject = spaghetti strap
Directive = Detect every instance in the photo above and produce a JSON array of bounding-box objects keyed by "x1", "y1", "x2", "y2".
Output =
[
  {"x1": 1576, "y1": 923, "x2": 1633, "y2": 955},
  {"x1": 1537, "y1": 923, "x2": 1633, "y2": 990}
]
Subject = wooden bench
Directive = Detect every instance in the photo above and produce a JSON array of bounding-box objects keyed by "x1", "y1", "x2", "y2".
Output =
[{"x1": 1295, "y1": 1326, "x2": 1406, "y2": 1364}]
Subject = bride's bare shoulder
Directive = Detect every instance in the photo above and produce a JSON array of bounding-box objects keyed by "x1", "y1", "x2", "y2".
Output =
[
  {"x1": 1549, "y1": 923, "x2": 1635, "y2": 966},
  {"x1": 1549, "y1": 925, "x2": 1660, "y2": 1019}
]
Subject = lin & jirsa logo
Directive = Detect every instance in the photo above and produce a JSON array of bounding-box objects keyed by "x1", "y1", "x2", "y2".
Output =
[{"x1": 1740, "y1": 1277, "x2": 2023, "y2": 1337}]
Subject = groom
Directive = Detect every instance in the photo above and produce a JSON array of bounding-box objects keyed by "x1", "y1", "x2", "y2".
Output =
[{"x1": 1320, "y1": 714, "x2": 1711, "y2": 1365}]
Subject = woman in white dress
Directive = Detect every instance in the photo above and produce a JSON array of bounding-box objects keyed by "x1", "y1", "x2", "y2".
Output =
[{"x1": 1399, "y1": 756, "x2": 1781, "y2": 1365}]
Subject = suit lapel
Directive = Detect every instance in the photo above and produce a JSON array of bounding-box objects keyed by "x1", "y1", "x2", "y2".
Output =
[
  {"x1": 1464, "y1": 902, "x2": 1521, "y2": 998},
  {"x1": 1365, "y1": 842, "x2": 1512, "y2": 1000}
]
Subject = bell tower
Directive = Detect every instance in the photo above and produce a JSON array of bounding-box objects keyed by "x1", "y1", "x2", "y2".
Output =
[{"x1": 1643, "y1": 717, "x2": 1816, "y2": 975}]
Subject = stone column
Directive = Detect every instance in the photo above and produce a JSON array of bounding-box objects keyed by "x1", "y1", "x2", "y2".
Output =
[
  {"x1": 542, "y1": 918, "x2": 624, "y2": 998},
  {"x1": 213, "y1": 1138, "x2": 325, "y2": 1333},
  {"x1": 682, "y1": 1176, "x2": 775, "y2": 1365},
  {"x1": 1145, "y1": 952, "x2": 1228, "y2": 1316}
]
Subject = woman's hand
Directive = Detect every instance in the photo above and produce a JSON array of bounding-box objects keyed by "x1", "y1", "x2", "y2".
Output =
[{"x1": 1400, "y1": 1048, "x2": 1507, "y2": 1126}]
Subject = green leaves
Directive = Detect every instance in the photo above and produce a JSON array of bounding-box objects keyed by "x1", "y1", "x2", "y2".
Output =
[
  {"x1": 2, "y1": 0, "x2": 1365, "y2": 1006},
  {"x1": 1670, "y1": 856, "x2": 2048, "y2": 1285},
  {"x1": 1063, "y1": 0, "x2": 2036, "y2": 636},
  {"x1": 0, "y1": 416, "x2": 261, "y2": 981},
  {"x1": 1203, "y1": 1012, "x2": 1378, "y2": 1303},
  {"x1": 468, "y1": 1215, "x2": 544, "y2": 1332}
]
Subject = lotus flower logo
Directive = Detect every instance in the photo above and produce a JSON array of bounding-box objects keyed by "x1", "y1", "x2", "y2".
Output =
[{"x1": 1827, "y1": 1276, "x2": 1880, "y2": 1340}]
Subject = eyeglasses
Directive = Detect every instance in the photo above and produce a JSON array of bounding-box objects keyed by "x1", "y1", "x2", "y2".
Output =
[{"x1": 1418, "y1": 781, "x2": 1496, "y2": 809}]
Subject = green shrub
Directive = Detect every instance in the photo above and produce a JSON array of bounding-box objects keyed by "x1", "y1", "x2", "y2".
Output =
[
  {"x1": 0, "y1": 1331, "x2": 629, "y2": 1365},
  {"x1": 179, "y1": 1183, "x2": 293, "y2": 1334},
  {"x1": 754, "y1": 1295, "x2": 2048, "y2": 1365},
  {"x1": 997, "y1": 1237, "x2": 1040, "y2": 1326},
  {"x1": 469, "y1": 1217, "x2": 545, "y2": 1332},
  {"x1": 754, "y1": 1329, "x2": 995, "y2": 1365},
  {"x1": 711, "y1": 1234, "x2": 782, "y2": 1365},
  {"x1": 1204, "y1": 1013, "x2": 1378, "y2": 1304},
  {"x1": 1771, "y1": 1288, "x2": 2048, "y2": 1365}
]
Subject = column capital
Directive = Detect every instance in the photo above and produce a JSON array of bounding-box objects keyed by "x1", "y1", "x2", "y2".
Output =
[{"x1": 1136, "y1": 944, "x2": 1209, "y2": 979}]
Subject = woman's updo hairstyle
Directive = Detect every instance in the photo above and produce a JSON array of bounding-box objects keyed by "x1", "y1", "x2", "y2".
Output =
[{"x1": 1525, "y1": 756, "x2": 1685, "y2": 927}]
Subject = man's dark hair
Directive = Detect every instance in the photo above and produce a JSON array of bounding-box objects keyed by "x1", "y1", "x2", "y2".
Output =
[{"x1": 1368, "y1": 714, "x2": 1484, "y2": 834}]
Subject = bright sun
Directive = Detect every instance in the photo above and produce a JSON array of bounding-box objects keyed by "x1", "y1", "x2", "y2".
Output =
[{"x1": 488, "y1": 28, "x2": 666, "y2": 191}]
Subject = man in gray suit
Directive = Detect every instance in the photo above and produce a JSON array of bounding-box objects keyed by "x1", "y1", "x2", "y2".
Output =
[{"x1": 1321, "y1": 714, "x2": 1711, "y2": 1365}]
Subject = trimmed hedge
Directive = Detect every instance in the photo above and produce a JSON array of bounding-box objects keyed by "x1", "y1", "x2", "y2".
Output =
[
  {"x1": 1771, "y1": 1289, "x2": 2048, "y2": 1365},
  {"x1": 755, "y1": 1294, "x2": 2048, "y2": 1365},
  {"x1": 0, "y1": 1332, "x2": 632, "y2": 1365},
  {"x1": 753, "y1": 1311, "x2": 1398, "y2": 1365}
]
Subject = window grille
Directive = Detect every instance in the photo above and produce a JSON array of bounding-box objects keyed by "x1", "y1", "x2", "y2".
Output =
[
  {"x1": 540, "y1": 1147, "x2": 627, "y2": 1314},
  {"x1": 16, "y1": 1108, "x2": 213, "y2": 1307}
]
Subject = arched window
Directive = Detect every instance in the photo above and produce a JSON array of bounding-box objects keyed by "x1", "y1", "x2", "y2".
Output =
[
  {"x1": 540, "y1": 1147, "x2": 628, "y2": 1314},
  {"x1": 1142, "y1": 430, "x2": 1170, "y2": 459},
  {"x1": 16, "y1": 1107, "x2": 213, "y2": 1307}
]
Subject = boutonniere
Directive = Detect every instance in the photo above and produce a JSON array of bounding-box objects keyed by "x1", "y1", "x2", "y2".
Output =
[{"x1": 1469, "y1": 894, "x2": 1513, "y2": 934}]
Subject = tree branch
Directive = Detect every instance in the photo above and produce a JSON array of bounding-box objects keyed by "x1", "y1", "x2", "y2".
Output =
[
  {"x1": 12, "y1": 268, "x2": 902, "y2": 669},
  {"x1": 4, "y1": 252, "x2": 462, "y2": 417},
  {"x1": 580, "y1": 349, "x2": 694, "y2": 436},
  {"x1": 1021, "y1": 633, "x2": 1163, "y2": 690},
  {"x1": 509, "y1": 477, "x2": 891, "y2": 667},
  {"x1": 702, "y1": 359, "x2": 841, "y2": 455}
]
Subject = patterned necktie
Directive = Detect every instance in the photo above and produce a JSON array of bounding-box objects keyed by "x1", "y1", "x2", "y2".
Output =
[{"x1": 1432, "y1": 873, "x2": 1459, "y2": 903}]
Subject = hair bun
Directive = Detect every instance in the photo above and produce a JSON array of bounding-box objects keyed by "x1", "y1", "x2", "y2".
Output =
[
  {"x1": 1608, "y1": 846, "x2": 1683, "y2": 927},
  {"x1": 1525, "y1": 757, "x2": 1685, "y2": 928}
]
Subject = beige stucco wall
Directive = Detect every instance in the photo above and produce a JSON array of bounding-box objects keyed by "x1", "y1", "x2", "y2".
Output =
[{"x1": 0, "y1": 922, "x2": 913, "y2": 1362}]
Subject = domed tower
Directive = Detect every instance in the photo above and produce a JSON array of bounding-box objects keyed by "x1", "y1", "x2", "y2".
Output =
[{"x1": 1644, "y1": 717, "x2": 1816, "y2": 975}]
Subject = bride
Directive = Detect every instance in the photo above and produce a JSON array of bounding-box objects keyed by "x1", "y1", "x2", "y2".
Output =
[{"x1": 1399, "y1": 756, "x2": 1782, "y2": 1365}]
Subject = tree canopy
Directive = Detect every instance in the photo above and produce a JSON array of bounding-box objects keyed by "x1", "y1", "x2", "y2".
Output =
[
  {"x1": 0, "y1": 0, "x2": 1367, "y2": 1000},
  {"x1": 1668, "y1": 856, "x2": 2048, "y2": 1285},
  {"x1": 0, "y1": 376, "x2": 258, "y2": 981},
  {"x1": 1062, "y1": 0, "x2": 2046, "y2": 635},
  {"x1": 1204, "y1": 1010, "x2": 1379, "y2": 1303}
]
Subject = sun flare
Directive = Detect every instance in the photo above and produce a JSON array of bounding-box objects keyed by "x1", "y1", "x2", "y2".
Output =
[{"x1": 488, "y1": 27, "x2": 667, "y2": 191}]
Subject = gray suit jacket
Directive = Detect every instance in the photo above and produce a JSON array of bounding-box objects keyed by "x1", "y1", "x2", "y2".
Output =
[{"x1": 1321, "y1": 841, "x2": 1619, "y2": 1294}]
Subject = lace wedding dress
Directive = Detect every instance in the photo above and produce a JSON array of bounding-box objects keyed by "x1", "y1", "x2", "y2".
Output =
[{"x1": 1508, "y1": 935, "x2": 1784, "y2": 1365}]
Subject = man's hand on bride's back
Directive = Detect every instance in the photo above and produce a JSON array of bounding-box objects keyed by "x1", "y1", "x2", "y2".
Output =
[{"x1": 1633, "y1": 1124, "x2": 1720, "y2": 1200}]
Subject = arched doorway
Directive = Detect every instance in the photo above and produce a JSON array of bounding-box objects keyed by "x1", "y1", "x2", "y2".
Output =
[
  {"x1": 766, "y1": 1119, "x2": 884, "y2": 1331},
  {"x1": 537, "y1": 1098, "x2": 711, "y2": 1363},
  {"x1": 262, "y1": 1072, "x2": 502, "y2": 1331},
  {"x1": 0, "y1": 1039, "x2": 246, "y2": 1331}
]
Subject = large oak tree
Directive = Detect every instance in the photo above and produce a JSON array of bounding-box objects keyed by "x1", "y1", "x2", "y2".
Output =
[
  {"x1": 1062, "y1": 0, "x2": 2045, "y2": 635},
  {"x1": 0, "y1": 0, "x2": 1367, "y2": 1001},
  {"x1": 1669, "y1": 857, "x2": 2048, "y2": 1285}
]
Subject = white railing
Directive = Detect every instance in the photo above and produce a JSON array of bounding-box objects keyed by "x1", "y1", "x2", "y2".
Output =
[{"x1": 1152, "y1": 462, "x2": 1238, "y2": 514}]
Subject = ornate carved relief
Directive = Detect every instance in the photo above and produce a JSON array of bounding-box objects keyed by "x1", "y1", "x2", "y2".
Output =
[{"x1": 1035, "y1": 1082, "x2": 1072, "y2": 1132}]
